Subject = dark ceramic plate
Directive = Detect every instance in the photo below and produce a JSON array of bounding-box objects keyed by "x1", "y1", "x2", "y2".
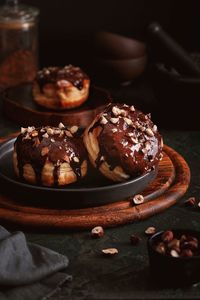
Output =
[{"x1": 0, "y1": 138, "x2": 157, "y2": 208}]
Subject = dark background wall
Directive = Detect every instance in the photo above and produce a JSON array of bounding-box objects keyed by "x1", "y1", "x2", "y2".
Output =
[{"x1": 1, "y1": 0, "x2": 200, "y2": 67}]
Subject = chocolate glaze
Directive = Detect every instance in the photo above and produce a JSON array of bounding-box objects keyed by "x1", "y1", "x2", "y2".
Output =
[
  {"x1": 36, "y1": 65, "x2": 89, "y2": 91},
  {"x1": 15, "y1": 125, "x2": 87, "y2": 185},
  {"x1": 89, "y1": 103, "x2": 163, "y2": 177}
]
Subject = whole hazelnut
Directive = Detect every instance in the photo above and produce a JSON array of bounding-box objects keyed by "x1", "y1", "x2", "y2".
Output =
[{"x1": 91, "y1": 226, "x2": 104, "y2": 238}]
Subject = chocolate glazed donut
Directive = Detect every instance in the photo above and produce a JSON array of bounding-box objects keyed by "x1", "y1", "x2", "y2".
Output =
[
  {"x1": 83, "y1": 103, "x2": 163, "y2": 182},
  {"x1": 13, "y1": 123, "x2": 88, "y2": 187},
  {"x1": 32, "y1": 65, "x2": 90, "y2": 110}
]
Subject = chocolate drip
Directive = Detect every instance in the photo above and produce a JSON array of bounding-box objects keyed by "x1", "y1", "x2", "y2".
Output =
[{"x1": 36, "y1": 65, "x2": 88, "y2": 91}]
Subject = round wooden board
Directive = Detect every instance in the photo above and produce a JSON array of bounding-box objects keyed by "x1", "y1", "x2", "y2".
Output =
[
  {"x1": 2, "y1": 84, "x2": 111, "y2": 128},
  {"x1": 0, "y1": 135, "x2": 190, "y2": 230}
]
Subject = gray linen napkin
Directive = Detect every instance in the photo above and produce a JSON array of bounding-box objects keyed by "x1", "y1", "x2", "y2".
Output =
[{"x1": 0, "y1": 226, "x2": 71, "y2": 300}]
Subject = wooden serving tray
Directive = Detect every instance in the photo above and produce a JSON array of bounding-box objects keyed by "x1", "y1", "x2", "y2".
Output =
[
  {"x1": 2, "y1": 84, "x2": 111, "y2": 128},
  {"x1": 0, "y1": 134, "x2": 190, "y2": 230}
]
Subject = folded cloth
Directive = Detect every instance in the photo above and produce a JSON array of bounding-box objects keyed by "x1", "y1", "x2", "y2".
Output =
[{"x1": 0, "y1": 226, "x2": 72, "y2": 300}]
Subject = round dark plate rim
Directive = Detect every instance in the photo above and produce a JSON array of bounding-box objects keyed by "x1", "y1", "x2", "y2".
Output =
[
  {"x1": 0, "y1": 137, "x2": 156, "y2": 193},
  {"x1": 2, "y1": 84, "x2": 112, "y2": 117}
]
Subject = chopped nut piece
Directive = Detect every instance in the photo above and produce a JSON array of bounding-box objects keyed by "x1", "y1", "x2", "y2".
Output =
[
  {"x1": 170, "y1": 249, "x2": 179, "y2": 257},
  {"x1": 102, "y1": 248, "x2": 118, "y2": 255},
  {"x1": 31, "y1": 130, "x2": 38, "y2": 137},
  {"x1": 130, "y1": 235, "x2": 141, "y2": 245},
  {"x1": 70, "y1": 126, "x2": 78, "y2": 134},
  {"x1": 133, "y1": 194, "x2": 144, "y2": 205},
  {"x1": 124, "y1": 117, "x2": 133, "y2": 126},
  {"x1": 41, "y1": 147, "x2": 49, "y2": 156},
  {"x1": 42, "y1": 133, "x2": 49, "y2": 138},
  {"x1": 112, "y1": 128, "x2": 118, "y2": 133},
  {"x1": 145, "y1": 227, "x2": 156, "y2": 235},
  {"x1": 47, "y1": 128, "x2": 54, "y2": 135},
  {"x1": 73, "y1": 156, "x2": 79, "y2": 163},
  {"x1": 159, "y1": 153, "x2": 164, "y2": 161},
  {"x1": 91, "y1": 226, "x2": 104, "y2": 238},
  {"x1": 112, "y1": 106, "x2": 121, "y2": 116},
  {"x1": 27, "y1": 126, "x2": 35, "y2": 133},
  {"x1": 54, "y1": 129, "x2": 61, "y2": 135},
  {"x1": 59, "y1": 122, "x2": 65, "y2": 129},
  {"x1": 100, "y1": 116, "x2": 108, "y2": 125},
  {"x1": 21, "y1": 127, "x2": 27, "y2": 134},
  {"x1": 130, "y1": 105, "x2": 135, "y2": 111},
  {"x1": 127, "y1": 132, "x2": 134, "y2": 137},
  {"x1": 51, "y1": 138, "x2": 55, "y2": 143},
  {"x1": 153, "y1": 125, "x2": 157, "y2": 132},
  {"x1": 146, "y1": 128, "x2": 154, "y2": 137},
  {"x1": 110, "y1": 117, "x2": 119, "y2": 124},
  {"x1": 131, "y1": 137, "x2": 138, "y2": 144}
]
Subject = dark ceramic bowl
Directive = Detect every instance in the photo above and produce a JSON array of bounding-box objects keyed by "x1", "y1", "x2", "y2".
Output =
[
  {"x1": 150, "y1": 62, "x2": 200, "y2": 129},
  {"x1": 147, "y1": 229, "x2": 200, "y2": 287}
]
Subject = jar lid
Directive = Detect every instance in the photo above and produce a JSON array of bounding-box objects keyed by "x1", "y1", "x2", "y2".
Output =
[{"x1": 0, "y1": 2, "x2": 39, "y2": 27}]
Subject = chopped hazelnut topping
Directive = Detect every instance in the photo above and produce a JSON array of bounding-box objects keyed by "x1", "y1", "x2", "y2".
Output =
[
  {"x1": 21, "y1": 127, "x2": 27, "y2": 134},
  {"x1": 70, "y1": 126, "x2": 78, "y2": 134},
  {"x1": 51, "y1": 138, "x2": 55, "y2": 143},
  {"x1": 130, "y1": 105, "x2": 135, "y2": 111},
  {"x1": 170, "y1": 249, "x2": 179, "y2": 257},
  {"x1": 59, "y1": 122, "x2": 65, "y2": 129},
  {"x1": 41, "y1": 147, "x2": 49, "y2": 156},
  {"x1": 27, "y1": 126, "x2": 35, "y2": 133},
  {"x1": 100, "y1": 116, "x2": 108, "y2": 125},
  {"x1": 31, "y1": 130, "x2": 38, "y2": 137},
  {"x1": 47, "y1": 128, "x2": 54, "y2": 135},
  {"x1": 112, "y1": 128, "x2": 118, "y2": 133},
  {"x1": 124, "y1": 117, "x2": 133, "y2": 126},
  {"x1": 54, "y1": 129, "x2": 61, "y2": 135},
  {"x1": 42, "y1": 133, "x2": 49, "y2": 138},
  {"x1": 112, "y1": 106, "x2": 121, "y2": 116},
  {"x1": 153, "y1": 125, "x2": 157, "y2": 132},
  {"x1": 131, "y1": 137, "x2": 138, "y2": 144},
  {"x1": 110, "y1": 117, "x2": 119, "y2": 124},
  {"x1": 127, "y1": 132, "x2": 134, "y2": 137},
  {"x1": 146, "y1": 128, "x2": 154, "y2": 137},
  {"x1": 159, "y1": 153, "x2": 164, "y2": 160},
  {"x1": 73, "y1": 156, "x2": 79, "y2": 163}
]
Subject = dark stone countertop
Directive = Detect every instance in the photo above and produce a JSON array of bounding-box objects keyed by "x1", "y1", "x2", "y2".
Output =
[{"x1": 0, "y1": 104, "x2": 200, "y2": 300}]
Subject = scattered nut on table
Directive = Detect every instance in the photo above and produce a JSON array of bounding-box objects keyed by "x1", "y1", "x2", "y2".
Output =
[
  {"x1": 132, "y1": 194, "x2": 144, "y2": 205},
  {"x1": 91, "y1": 226, "x2": 104, "y2": 238},
  {"x1": 102, "y1": 248, "x2": 118, "y2": 256},
  {"x1": 145, "y1": 227, "x2": 156, "y2": 235}
]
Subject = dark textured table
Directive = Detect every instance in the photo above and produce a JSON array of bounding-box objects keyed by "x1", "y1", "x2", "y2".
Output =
[{"x1": 0, "y1": 102, "x2": 200, "y2": 300}]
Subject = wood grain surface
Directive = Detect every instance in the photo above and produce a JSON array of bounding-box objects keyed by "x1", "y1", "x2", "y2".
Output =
[
  {"x1": 2, "y1": 84, "x2": 111, "y2": 128},
  {"x1": 0, "y1": 134, "x2": 190, "y2": 230}
]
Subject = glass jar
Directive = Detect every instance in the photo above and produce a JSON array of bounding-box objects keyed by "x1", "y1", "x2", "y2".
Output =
[{"x1": 0, "y1": 1, "x2": 39, "y2": 89}]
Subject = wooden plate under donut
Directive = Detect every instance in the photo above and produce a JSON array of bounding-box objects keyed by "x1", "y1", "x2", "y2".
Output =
[
  {"x1": 2, "y1": 84, "x2": 111, "y2": 128},
  {"x1": 0, "y1": 134, "x2": 190, "y2": 230}
]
